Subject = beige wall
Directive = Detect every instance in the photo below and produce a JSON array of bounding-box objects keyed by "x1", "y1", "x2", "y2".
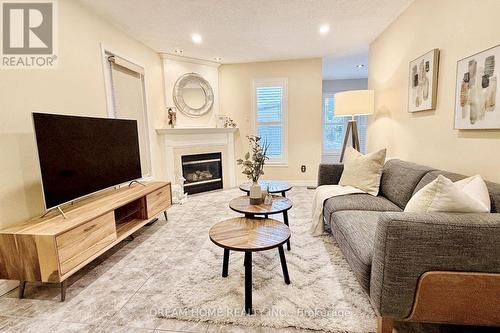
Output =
[
  {"x1": 368, "y1": 0, "x2": 500, "y2": 183},
  {"x1": 219, "y1": 59, "x2": 322, "y2": 184},
  {"x1": 0, "y1": 0, "x2": 166, "y2": 229}
]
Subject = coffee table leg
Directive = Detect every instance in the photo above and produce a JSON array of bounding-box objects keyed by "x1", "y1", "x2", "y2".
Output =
[
  {"x1": 283, "y1": 211, "x2": 291, "y2": 251},
  {"x1": 278, "y1": 245, "x2": 290, "y2": 284},
  {"x1": 245, "y1": 251, "x2": 253, "y2": 314},
  {"x1": 222, "y1": 249, "x2": 230, "y2": 277},
  {"x1": 282, "y1": 191, "x2": 286, "y2": 197}
]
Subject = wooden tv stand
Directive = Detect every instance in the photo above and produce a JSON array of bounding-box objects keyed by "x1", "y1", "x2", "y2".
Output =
[{"x1": 0, "y1": 181, "x2": 172, "y2": 301}]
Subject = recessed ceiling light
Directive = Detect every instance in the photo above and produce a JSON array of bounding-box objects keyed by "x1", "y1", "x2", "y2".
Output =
[
  {"x1": 174, "y1": 48, "x2": 183, "y2": 54},
  {"x1": 191, "y1": 33, "x2": 202, "y2": 44},
  {"x1": 356, "y1": 64, "x2": 365, "y2": 68},
  {"x1": 214, "y1": 57, "x2": 223, "y2": 62},
  {"x1": 319, "y1": 24, "x2": 330, "y2": 35}
]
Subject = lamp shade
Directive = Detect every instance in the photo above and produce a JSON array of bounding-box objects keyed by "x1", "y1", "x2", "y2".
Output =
[{"x1": 334, "y1": 90, "x2": 374, "y2": 116}]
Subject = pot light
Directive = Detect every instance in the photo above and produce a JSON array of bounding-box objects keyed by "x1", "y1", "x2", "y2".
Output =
[
  {"x1": 191, "y1": 33, "x2": 202, "y2": 44},
  {"x1": 319, "y1": 24, "x2": 330, "y2": 35},
  {"x1": 174, "y1": 48, "x2": 183, "y2": 54},
  {"x1": 214, "y1": 57, "x2": 223, "y2": 62}
]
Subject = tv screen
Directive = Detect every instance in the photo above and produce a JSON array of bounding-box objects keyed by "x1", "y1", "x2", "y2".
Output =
[{"x1": 33, "y1": 113, "x2": 142, "y2": 209}]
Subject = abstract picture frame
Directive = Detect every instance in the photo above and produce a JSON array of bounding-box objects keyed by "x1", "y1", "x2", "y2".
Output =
[
  {"x1": 408, "y1": 49, "x2": 440, "y2": 112},
  {"x1": 454, "y1": 44, "x2": 500, "y2": 129}
]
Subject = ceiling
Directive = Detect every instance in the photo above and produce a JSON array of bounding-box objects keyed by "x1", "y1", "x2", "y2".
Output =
[{"x1": 80, "y1": 0, "x2": 413, "y2": 79}]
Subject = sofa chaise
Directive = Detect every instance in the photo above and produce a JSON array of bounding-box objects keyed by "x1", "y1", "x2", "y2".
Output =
[{"x1": 318, "y1": 159, "x2": 500, "y2": 332}]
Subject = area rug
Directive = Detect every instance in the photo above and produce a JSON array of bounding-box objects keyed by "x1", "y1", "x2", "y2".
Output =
[{"x1": 156, "y1": 188, "x2": 377, "y2": 333}]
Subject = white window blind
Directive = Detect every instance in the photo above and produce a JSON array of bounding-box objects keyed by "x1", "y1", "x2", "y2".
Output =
[
  {"x1": 322, "y1": 94, "x2": 367, "y2": 163},
  {"x1": 253, "y1": 79, "x2": 288, "y2": 164},
  {"x1": 107, "y1": 55, "x2": 152, "y2": 177}
]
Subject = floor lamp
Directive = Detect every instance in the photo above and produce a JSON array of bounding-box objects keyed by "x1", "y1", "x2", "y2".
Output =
[{"x1": 334, "y1": 90, "x2": 374, "y2": 162}]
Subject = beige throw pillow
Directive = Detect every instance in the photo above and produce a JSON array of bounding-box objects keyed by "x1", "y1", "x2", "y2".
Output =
[
  {"x1": 338, "y1": 147, "x2": 387, "y2": 196},
  {"x1": 404, "y1": 174, "x2": 491, "y2": 213}
]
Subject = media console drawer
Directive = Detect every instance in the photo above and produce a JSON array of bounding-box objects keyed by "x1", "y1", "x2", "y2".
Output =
[
  {"x1": 146, "y1": 186, "x2": 171, "y2": 218},
  {"x1": 56, "y1": 212, "x2": 116, "y2": 275}
]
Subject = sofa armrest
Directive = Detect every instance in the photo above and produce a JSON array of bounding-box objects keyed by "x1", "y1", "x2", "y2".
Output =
[
  {"x1": 370, "y1": 212, "x2": 500, "y2": 319},
  {"x1": 317, "y1": 163, "x2": 344, "y2": 186}
]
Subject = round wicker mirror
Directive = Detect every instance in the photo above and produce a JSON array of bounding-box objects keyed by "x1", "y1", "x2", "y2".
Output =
[{"x1": 173, "y1": 73, "x2": 214, "y2": 117}]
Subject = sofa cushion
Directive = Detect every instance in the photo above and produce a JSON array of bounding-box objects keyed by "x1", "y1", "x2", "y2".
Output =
[
  {"x1": 379, "y1": 159, "x2": 435, "y2": 209},
  {"x1": 330, "y1": 210, "x2": 384, "y2": 292},
  {"x1": 414, "y1": 170, "x2": 500, "y2": 213},
  {"x1": 338, "y1": 147, "x2": 386, "y2": 195},
  {"x1": 323, "y1": 193, "x2": 402, "y2": 222}
]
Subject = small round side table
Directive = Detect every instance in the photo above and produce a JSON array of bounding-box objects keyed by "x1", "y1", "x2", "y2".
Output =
[
  {"x1": 209, "y1": 217, "x2": 291, "y2": 314},
  {"x1": 229, "y1": 195, "x2": 292, "y2": 251},
  {"x1": 239, "y1": 180, "x2": 292, "y2": 197}
]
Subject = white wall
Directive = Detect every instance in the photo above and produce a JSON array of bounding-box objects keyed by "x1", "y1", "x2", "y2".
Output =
[
  {"x1": 162, "y1": 56, "x2": 220, "y2": 128},
  {"x1": 368, "y1": 0, "x2": 500, "y2": 182}
]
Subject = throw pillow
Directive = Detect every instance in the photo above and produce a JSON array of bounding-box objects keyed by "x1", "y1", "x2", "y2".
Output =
[
  {"x1": 404, "y1": 174, "x2": 491, "y2": 213},
  {"x1": 338, "y1": 147, "x2": 387, "y2": 196}
]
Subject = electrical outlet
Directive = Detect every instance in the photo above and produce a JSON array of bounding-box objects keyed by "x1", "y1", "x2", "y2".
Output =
[{"x1": 301, "y1": 165, "x2": 306, "y2": 173}]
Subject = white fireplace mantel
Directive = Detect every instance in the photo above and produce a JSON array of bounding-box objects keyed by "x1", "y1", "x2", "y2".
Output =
[
  {"x1": 156, "y1": 127, "x2": 238, "y2": 189},
  {"x1": 156, "y1": 127, "x2": 237, "y2": 135}
]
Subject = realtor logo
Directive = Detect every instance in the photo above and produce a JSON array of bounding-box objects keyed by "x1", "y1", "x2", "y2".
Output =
[{"x1": 1, "y1": 0, "x2": 57, "y2": 68}]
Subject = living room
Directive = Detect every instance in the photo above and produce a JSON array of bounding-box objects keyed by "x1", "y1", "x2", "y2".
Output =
[{"x1": 0, "y1": 0, "x2": 499, "y2": 332}]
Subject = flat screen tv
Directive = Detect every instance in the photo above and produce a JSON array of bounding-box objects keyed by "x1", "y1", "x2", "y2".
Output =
[{"x1": 32, "y1": 113, "x2": 142, "y2": 209}]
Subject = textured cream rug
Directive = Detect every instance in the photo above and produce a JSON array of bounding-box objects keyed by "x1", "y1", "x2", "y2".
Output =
[{"x1": 156, "y1": 188, "x2": 376, "y2": 332}]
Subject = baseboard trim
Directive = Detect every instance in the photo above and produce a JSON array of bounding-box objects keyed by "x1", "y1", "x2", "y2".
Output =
[{"x1": 0, "y1": 280, "x2": 17, "y2": 297}]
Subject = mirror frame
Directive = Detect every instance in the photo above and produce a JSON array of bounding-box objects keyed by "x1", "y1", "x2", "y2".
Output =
[{"x1": 173, "y1": 73, "x2": 214, "y2": 117}]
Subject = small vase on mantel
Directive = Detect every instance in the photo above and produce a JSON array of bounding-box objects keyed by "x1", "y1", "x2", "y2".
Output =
[{"x1": 249, "y1": 182, "x2": 262, "y2": 205}]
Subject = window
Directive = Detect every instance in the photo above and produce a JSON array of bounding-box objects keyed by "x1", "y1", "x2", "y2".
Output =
[
  {"x1": 105, "y1": 51, "x2": 152, "y2": 177},
  {"x1": 322, "y1": 93, "x2": 367, "y2": 162},
  {"x1": 253, "y1": 78, "x2": 288, "y2": 164}
]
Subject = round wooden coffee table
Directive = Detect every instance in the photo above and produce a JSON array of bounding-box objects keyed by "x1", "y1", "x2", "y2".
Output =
[
  {"x1": 239, "y1": 180, "x2": 292, "y2": 197},
  {"x1": 229, "y1": 195, "x2": 293, "y2": 251},
  {"x1": 209, "y1": 217, "x2": 291, "y2": 315}
]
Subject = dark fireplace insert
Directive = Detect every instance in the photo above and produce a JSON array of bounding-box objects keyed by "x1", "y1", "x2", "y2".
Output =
[{"x1": 181, "y1": 152, "x2": 223, "y2": 194}]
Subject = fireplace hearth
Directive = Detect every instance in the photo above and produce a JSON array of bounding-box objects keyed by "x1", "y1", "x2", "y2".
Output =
[{"x1": 181, "y1": 152, "x2": 223, "y2": 194}]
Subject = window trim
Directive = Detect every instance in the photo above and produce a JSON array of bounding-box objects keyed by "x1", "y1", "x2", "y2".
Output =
[
  {"x1": 322, "y1": 92, "x2": 336, "y2": 157},
  {"x1": 251, "y1": 78, "x2": 288, "y2": 166},
  {"x1": 100, "y1": 43, "x2": 153, "y2": 179}
]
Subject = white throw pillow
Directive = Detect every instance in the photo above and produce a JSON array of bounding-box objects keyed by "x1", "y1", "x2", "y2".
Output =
[
  {"x1": 404, "y1": 174, "x2": 491, "y2": 213},
  {"x1": 339, "y1": 147, "x2": 387, "y2": 196}
]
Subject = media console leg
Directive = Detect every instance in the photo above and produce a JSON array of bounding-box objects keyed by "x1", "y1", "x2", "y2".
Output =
[
  {"x1": 18, "y1": 281, "x2": 26, "y2": 299},
  {"x1": 163, "y1": 211, "x2": 168, "y2": 221},
  {"x1": 146, "y1": 218, "x2": 158, "y2": 226},
  {"x1": 60, "y1": 281, "x2": 67, "y2": 302}
]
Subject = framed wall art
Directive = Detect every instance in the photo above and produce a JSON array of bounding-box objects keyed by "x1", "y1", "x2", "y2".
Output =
[
  {"x1": 408, "y1": 49, "x2": 440, "y2": 112},
  {"x1": 455, "y1": 44, "x2": 499, "y2": 129}
]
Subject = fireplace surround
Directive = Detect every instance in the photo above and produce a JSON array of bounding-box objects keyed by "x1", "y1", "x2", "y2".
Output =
[
  {"x1": 182, "y1": 152, "x2": 223, "y2": 194},
  {"x1": 156, "y1": 127, "x2": 237, "y2": 193}
]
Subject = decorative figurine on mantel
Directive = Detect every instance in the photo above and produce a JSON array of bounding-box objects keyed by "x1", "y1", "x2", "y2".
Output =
[
  {"x1": 237, "y1": 135, "x2": 270, "y2": 205},
  {"x1": 167, "y1": 107, "x2": 177, "y2": 128},
  {"x1": 224, "y1": 117, "x2": 237, "y2": 128}
]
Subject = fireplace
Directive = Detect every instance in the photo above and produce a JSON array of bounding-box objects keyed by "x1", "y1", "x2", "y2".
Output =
[{"x1": 181, "y1": 152, "x2": 223, "y2": 194}]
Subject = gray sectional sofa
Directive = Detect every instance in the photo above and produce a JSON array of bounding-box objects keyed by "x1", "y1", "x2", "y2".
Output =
[{"x1": 318, "y1": 159, "x2": 500, "y2": 331}]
